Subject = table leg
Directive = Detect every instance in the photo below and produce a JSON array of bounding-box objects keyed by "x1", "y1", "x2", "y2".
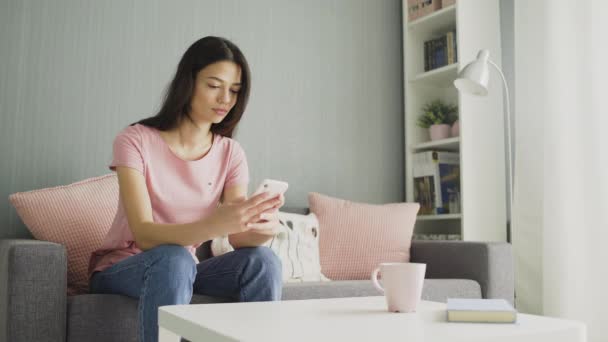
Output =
[{"x1": 158, "y1": 326, "x2": 180, "y2": 342}]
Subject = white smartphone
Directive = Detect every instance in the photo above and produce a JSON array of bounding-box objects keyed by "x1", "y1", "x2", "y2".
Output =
[{"x1": 252, "y1": 179, "x2": 289, "y2": 198}]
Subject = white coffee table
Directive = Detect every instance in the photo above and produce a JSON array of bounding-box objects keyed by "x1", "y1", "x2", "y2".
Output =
[{"x1": 158, "y1": 296, "x2": 586, "y2": 342}]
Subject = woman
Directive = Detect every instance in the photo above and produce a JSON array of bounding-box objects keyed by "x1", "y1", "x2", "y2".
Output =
[{"x1": 88, "y1": 36, "x2": 284, "y2": 342}]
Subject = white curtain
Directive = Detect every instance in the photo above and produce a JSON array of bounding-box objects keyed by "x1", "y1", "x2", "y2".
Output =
[{"x1": 514, "y1": 1, "x2": 608, "y2": 341}]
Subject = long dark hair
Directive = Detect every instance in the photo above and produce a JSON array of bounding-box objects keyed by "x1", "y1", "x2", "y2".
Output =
[{"x1": 132, "y1": 36, "x2": 251, "y2": 138}]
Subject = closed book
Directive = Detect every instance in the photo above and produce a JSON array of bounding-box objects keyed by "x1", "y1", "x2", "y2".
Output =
[
  {"x1": 433, "y1": 37, "x2": 440, "y2": 69},
  {"x1": 452, "y1": 29, "x2": 458, "y2": 62},
  {"x1": 446, "y1": 31, "x2": 455, "y2": 65},
  {"x1": 429, "y1": 39, "x2": 435, "y2": 70},
  {"x1": 432, "y1": 35, "x2": 447, "y2": 68},
  {"x1": 424, "y1": 40, "x2": 430, "y2": 71},
  {"x1": 439, "y1": 35, "x2": 447, "y2": 67},
  {"x1": 447, "y1": 298, "x2": 517, "y2": 323}
]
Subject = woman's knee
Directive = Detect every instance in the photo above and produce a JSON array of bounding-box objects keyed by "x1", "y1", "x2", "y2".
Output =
[
  {"x1": 235, "y1": 247, "x2": 282, "y2": 301},
  {"x1": 239, "y1": 246, "x2": 282, "y2": 279},
  {"x1": 146, "y1": 244, "x2": 197, "y2": 280}
]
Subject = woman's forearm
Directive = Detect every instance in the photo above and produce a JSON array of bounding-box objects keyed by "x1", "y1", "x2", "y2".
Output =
[
  {"x1": 135, "y1": 218, "x2": 223, "y2": 251},
  {"x1": 228, "y1": 230, "x2": 273, "y2": 249}
]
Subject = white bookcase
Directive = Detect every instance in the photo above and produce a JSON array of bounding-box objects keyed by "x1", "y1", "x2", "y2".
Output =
[{"x1": 402, "y1": 0, "x2": 507, "y2": 242}]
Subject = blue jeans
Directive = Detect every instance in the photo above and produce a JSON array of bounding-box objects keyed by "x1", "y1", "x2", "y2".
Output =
[{"x1": 89, "y1": 245, "x2": 282, "y2": 342}]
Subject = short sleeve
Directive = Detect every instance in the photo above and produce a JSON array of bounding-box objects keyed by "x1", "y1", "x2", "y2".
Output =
[
  {"x1": 224, "y1": 140, "x2": 249, "y2": 188},
  {"x1": 109, "y1": 126, "x2": 145, "y2": 174}
]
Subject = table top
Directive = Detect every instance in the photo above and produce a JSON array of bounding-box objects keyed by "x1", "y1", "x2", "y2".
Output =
[{"x1": 158, "y1": 296, "x2": 586, "y2": 342}]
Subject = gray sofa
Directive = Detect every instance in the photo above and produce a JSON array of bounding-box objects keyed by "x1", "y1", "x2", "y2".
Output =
[{"x1": 1, "y1": 210, "x2": 514, "y2": 342}]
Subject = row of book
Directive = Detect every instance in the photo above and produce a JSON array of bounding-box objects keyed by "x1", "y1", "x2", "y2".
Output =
[
  {"x1": 413, "y1": 151, "x2": 460, "y2": 215},
  {"x1": 424, "y1": 30, "x2": 457, "y2": 72},
  {"x1": 413, "y1": 234, "x2": 461, "y2": 241}
]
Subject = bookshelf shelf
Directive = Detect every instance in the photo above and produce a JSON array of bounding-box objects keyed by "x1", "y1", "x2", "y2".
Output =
[
  {"x1": 408, "y1": 4, "x2": 456, "y2": 37},
  {"x1": 403, "y1": 0, "x2": 507, "y2": 242},
  {"x1": 413, "y1": 137, "x2": 460, "y2": 152},
  {"x1": 417, "y1": 214, "x2": 462, "y2": 221},
  {"x1": 409, "y1": 63, "x2": 459, "y2": 87}
]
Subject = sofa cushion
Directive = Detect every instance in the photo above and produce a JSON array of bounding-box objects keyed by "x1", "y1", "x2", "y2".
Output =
[
  {"x1": 9, "y1": 174, "x2": 119, "y2": 295},
  {"x1": 67, "y1": 294, "x2": 139, "y2": 342},
  {"x1": 67, "y1": 293, "x2": 232, "y2": 342},
  {"x1": 308, "y1": 192, "x2": 420, "y2": 280},
  {"x1": 281, "y1": 279, "x2": 481, "y2": 302}
]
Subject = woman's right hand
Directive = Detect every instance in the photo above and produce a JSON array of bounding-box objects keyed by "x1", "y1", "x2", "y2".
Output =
[{"x1": 205, "y1": 192, "x2": 282, "y2": 236}]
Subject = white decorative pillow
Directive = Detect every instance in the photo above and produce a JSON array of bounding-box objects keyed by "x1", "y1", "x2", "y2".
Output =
[
  {"x1": 210, "y1": 211, "x2": 330, "y2": 283},
  {"x1": 269, "y1": 212, "x2": 330, "y2": 283}
]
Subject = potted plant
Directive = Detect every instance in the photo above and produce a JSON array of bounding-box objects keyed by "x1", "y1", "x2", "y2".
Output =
[{"x1": 417, "y1": 100, "x2": 459, "y2": 141}]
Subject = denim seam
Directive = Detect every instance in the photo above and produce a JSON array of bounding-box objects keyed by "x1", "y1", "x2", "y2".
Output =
[
  {"x1": 139, "y1": 258, "x2": 151, "y2": 342},
  {"x1": 238, "y1": 268, "x2": 247, "y2": 301}
]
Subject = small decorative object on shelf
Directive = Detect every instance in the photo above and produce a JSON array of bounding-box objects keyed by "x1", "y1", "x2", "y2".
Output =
[
  {"x1": 416, "y1": 100, "x2": 458, "y2": 141},
  {"x1": 451, "y1": 119, "x2": 460, "y2": 137},
  {"x1": 447, "y1": 188, "x2": 461, "y2": 213},
  {"x1": 407, "y1": 0, "x2": 421, "y2": 21},
  {"x1": 409, "y1": 0, "x2": 445, "y2": 22},
  {"x1": 418, "y1": 0, "x2": 442, "y2": 19}
]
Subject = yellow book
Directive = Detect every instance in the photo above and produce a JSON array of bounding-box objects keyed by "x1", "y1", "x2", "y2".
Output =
[{"x1": 447, "y1": 298, "x2": 517, "y2": 323}]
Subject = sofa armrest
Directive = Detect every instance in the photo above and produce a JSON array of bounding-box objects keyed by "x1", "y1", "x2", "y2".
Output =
[
  {"x1": 410, "y1": 241, "x2": 514, "y2": 305},
  {"x1": 0, "y1": 239, "x2": 67, "y2": 342}
]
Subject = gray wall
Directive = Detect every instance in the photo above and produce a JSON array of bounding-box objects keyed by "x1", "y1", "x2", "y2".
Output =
[
  {"x1": 0, "y1": 0, "x2": 405, "y2": 238},
  {"x1": 0, "y1": 0, "x2": 514, "y2": 239}
]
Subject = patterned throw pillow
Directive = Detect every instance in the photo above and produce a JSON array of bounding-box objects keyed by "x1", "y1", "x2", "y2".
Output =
[
  {"x1": 9, "y1": 174, "x2": 119, "y2": 295},
  {"x1": 268, "y1": 212, "x2": 330, "y2": 282},
  {"x1": 211, "y1": 211, "x2": 329, "y2": 283}
]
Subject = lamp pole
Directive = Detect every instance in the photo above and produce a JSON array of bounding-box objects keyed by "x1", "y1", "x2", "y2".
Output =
[
  {"x1": 454, "y1": 50, "x2": 514, "y2": 242},
  {"x1": 488, "y1": 60, "x2": 514, "y2": 242}
]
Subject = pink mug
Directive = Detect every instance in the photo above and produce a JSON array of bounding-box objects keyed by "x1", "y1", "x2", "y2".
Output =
[{"x1": 371, "y1": 262, "x2": 426, "y2": 313}]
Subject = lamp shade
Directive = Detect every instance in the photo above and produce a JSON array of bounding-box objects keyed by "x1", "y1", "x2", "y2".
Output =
[{"x1": 454, "y1": 50, "x2": 490, "y2": 96}]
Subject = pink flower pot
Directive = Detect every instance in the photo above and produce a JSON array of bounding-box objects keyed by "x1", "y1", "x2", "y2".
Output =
[
  {"x1": 429, "y1": 124, "x2": 451, "y2": 141},
  {"x1": 451, "y1": 120, "x2": 460, "y2": 137}
]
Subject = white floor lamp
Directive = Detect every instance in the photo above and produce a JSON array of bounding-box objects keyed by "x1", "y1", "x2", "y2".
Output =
[{"x1": 453, "y1": 49, "x2": 514, "y2": 242}]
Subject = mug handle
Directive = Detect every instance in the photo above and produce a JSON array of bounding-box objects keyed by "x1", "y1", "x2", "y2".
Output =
[{"x1": 371, "y1": 267, "x2": 384, "y2": 294}]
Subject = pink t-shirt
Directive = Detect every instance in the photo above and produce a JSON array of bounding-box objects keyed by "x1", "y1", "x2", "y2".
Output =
[{"x1": 87, "y1": 123, "x2": 249, "y2": 278}]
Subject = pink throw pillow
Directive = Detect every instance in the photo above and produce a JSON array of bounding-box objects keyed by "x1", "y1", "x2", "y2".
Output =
[
  {"x1": 9, "y1": 174, "x2": 119, "y2": 295},
  {"x1": 308, "y1": 192, "x2": 420, "y2": 280}
]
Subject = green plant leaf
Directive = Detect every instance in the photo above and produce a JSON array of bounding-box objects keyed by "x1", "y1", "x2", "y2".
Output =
[{"x1": 417, "y1": 99, "x2": 459, "y2": 128}]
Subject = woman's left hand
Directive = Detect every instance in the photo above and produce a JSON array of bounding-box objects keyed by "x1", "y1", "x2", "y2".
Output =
[{"x1": 246, "y1": 193, "x2": 284, "y2": 235}]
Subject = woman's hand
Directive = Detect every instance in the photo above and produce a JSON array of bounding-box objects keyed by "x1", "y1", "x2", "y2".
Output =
[
  {"x1": 206, "y1": 192, "x2": 282, "y2": 236},
  {"x1": 246, "y1": 193, "x2": 284, "y2": 235}
]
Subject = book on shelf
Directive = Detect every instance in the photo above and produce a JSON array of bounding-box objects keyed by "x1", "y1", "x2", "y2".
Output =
[
  {"x1": 446, "y1": 30, "x2": 456, "y2": 64},
  {"x1": 413, "y1": 151, "x2": 460, "y2": 215},
  {"x1": 413, "y1": 234, "x2": 461, "y2": 241},
  {"x1": 423, "y1": 29, "x2": 457, "y2": 72},
  {"x1": 447, "y1": 298, "x2": 517, "y2": 323}
]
